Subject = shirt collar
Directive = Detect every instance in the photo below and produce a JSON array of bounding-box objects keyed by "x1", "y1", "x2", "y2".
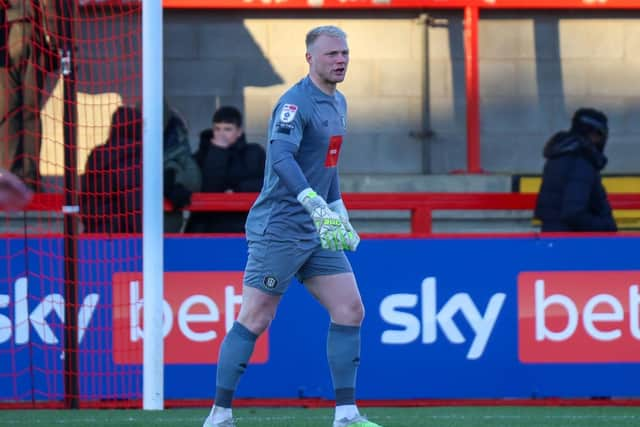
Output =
[{"x1": 303, "y1": 75, "x2": 337, "y2": 101}]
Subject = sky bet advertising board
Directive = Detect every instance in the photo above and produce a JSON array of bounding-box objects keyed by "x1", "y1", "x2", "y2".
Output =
[{"x1": 0, "y1": 235, "x2": 639, "y2": 401}]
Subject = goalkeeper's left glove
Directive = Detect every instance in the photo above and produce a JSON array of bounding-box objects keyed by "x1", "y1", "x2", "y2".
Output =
[
  {"x1": 328, "y1": 199, "x2": 360, "y2": 251},
  {"x1": 298, "y1": 188, "x2": 349, "y2": 251}
]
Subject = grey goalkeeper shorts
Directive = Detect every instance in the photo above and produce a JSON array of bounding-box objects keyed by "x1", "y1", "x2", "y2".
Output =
[{"x1": 243, "y1": 236, "x2": 353, "y2": 295}]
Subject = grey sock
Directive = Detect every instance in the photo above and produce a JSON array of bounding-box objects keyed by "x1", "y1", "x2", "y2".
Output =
[
  {"x1": 327, "y1": 322, "x2": 361, "y2": 405},
  {"x1": 214, "y1": 321, "x2": 258, "y2": 408}
]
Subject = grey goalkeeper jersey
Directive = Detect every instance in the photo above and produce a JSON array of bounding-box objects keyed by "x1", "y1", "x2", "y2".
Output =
[{"x1": 245, "y1": 76, "x2": 347, "y2": 240}]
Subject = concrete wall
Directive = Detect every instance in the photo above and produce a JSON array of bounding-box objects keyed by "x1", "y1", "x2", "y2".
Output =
[{"x1": 39, "y1": 9, "x2": 640, "y2": 178}]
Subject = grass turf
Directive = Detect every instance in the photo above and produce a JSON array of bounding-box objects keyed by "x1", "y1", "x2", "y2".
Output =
[{"x1": 1, "y1": 406, "x2": 640, "y2": 426}]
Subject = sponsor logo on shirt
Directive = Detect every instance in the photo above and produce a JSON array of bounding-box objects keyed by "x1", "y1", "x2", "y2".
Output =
[{"x1": 325, "y1": 135, "x2": 343, "y2": 168}]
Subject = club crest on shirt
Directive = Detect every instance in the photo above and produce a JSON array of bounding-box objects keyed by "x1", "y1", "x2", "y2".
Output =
[{"x1": 279, "y1": 104, "x2": 298, "y2": 123}]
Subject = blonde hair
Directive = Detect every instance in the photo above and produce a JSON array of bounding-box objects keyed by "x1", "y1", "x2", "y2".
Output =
[{"x1": 305, "y1": 26, "x2": 347, "y2": 53}]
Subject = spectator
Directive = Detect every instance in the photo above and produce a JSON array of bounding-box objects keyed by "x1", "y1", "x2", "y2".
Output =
[
  {"x1": 185, "y1": 106, "x2": 265, "y2": 233},
  {"x1": 80, "y1": 106, "x2": 142, "y2": 234},
  {"x1": 163, "y1": 101, "x2": 201, "y2": 232},
  {"x1": 0, "y1": 0, "x2": 62, "y2": 190},
  {"x1": 534, "y1": 107, "x2": 617, "y2": 232}
]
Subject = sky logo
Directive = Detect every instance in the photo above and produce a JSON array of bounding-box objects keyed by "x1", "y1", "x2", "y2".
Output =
[{"x1": 379, "y1": 277, "x2": 506, "y2": 360}]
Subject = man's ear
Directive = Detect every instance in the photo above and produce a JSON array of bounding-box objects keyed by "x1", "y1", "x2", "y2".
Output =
[{"x1": 305, "y1": 52, "x2": 312, "y2": 65}]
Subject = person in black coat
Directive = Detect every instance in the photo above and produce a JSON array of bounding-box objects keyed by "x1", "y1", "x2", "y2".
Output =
[
  {"x1": 80, "y1": 106, "x2": 142, "y2": 233},
  {"x1": 185, "y1": 106, "x2": 265, "y2": 233},
  {"x1": 534, "y1": 107, "x2": 617, "y2": 232}
]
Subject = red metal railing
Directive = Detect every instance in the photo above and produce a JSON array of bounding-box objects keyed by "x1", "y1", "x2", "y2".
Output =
[
  {"x1": 186, "y1": 192, "x2": 640, "y2": 235},
  {"x1": 25, "y1": 192, "x2": 640, "y2": 235}
]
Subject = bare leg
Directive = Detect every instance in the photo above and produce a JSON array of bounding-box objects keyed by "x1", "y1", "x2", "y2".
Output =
[
  {"x1": 304, "y1": 272, "x2": 364, "y2": 326},
  {"x1": 237, "y1": 285, "x2": 282, "y2": 335}
]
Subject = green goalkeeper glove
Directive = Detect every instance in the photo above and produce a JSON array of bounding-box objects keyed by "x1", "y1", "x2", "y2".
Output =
[
  {"x1": 328, "y1": 199, "x2": 360, "y2": 251},
  {"x1": 297, "y1": 188, "x2": 349, "y2": 251}
]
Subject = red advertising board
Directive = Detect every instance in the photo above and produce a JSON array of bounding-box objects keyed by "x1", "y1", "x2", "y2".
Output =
[
  {"x1": 518, "y1": 271, "x2": 640, "y2": 363},
  {"x1": 112, "y1": 271, "x2": 269, "y2": 365}
]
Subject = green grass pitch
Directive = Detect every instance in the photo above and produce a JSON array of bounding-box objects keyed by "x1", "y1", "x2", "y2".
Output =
[{"x1": 1, "y1": 406, "x2": 639, "y2": 426}]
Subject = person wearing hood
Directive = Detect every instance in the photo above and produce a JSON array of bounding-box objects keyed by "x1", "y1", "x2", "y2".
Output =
[
  {"x1": 534, "y1": 107, "x2": 617, "y2": 232},
  {"x1": 185, "y1": 106, "x2": 265, "y2": 233},
  {"x1": 80, "y1": 106, "x2": 142, "y2": 233},
  {"x1": 163, "y1": 101, "x2": 202, "y2": 233}
]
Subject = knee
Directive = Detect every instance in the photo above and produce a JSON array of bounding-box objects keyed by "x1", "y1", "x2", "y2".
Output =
[
  {"x1": 237, "y1": 302, "x2": 277, "y2": 335},
  {"x1": 332, "y1": 299, "x2": 365, "y2": 326}
]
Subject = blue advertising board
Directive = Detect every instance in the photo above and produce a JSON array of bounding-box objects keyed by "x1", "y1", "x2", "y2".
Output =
[{"x1": 0, "y1": 235, "x2": 639, "y2": 401}]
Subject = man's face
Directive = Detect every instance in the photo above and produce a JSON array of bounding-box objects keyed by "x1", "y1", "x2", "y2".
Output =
[
  {"x1": 307, "y1": 35, "x2": 349, "y2": 85},
  {"x1": 213, "y1": 122, "x2": 243, "y2": 148},
  {"x1": 588, "y1": 131, "x2": 607, "y2": 152}
]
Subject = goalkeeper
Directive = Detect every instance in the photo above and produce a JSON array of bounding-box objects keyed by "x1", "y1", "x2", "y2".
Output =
[{"x1": 204, "y1": 25, "x2": 382, "y2": 427}]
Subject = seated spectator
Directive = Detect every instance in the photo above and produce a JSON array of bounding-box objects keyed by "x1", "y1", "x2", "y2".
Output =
[
  {"x1": 534, "y1": 107, "x2": 617, "y2": 232},
  {"x1": 185, "y1": 106, "x2": 265, "y2": 233},
  {"x1": 163, "y1": 101, "x2": 202, "y2": 232},
  {"x1": 81, "y1": 106, "x2": 142, "y2": 233}
]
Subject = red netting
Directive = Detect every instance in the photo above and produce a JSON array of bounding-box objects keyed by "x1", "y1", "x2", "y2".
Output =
[{"x1": 0, "y1": 1, "x2": 143, "y2": 407}]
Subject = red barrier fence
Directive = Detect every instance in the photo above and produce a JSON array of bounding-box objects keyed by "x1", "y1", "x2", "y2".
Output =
[{"x1": 25, "y1": 192, "x2": 640, "y2": 236}]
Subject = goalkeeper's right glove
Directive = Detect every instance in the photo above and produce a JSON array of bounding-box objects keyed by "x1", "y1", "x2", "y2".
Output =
[
  {"x1": 328, "y1": 198, "x2": 360, "y2": 251},
  {"x1": 297, "y1": 188, "x2": 349, "y2": 251}
]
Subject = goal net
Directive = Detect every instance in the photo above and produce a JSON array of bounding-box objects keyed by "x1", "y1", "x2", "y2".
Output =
[{"x1": 0, "y1": 0, "x2": 143, "y2": 408}]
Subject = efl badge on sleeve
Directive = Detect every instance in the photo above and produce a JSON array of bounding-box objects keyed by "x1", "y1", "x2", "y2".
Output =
[{"x1": 279, "y1": 104, "x2": 298, "y2": 123}]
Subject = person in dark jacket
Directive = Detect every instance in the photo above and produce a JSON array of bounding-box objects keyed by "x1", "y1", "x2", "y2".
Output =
[
  {"x1": 163, "y1": 101, "x2": 201, "y2": 232},
  {"x1": 534, "y1": 107, "x2": 617, "y2": 232},
  {"x1": 80, "y1": 106, "x2": 142, "y2": 234},
  {"x1": 185, "y1": 106, "x2": 265, "y2": 233}
]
